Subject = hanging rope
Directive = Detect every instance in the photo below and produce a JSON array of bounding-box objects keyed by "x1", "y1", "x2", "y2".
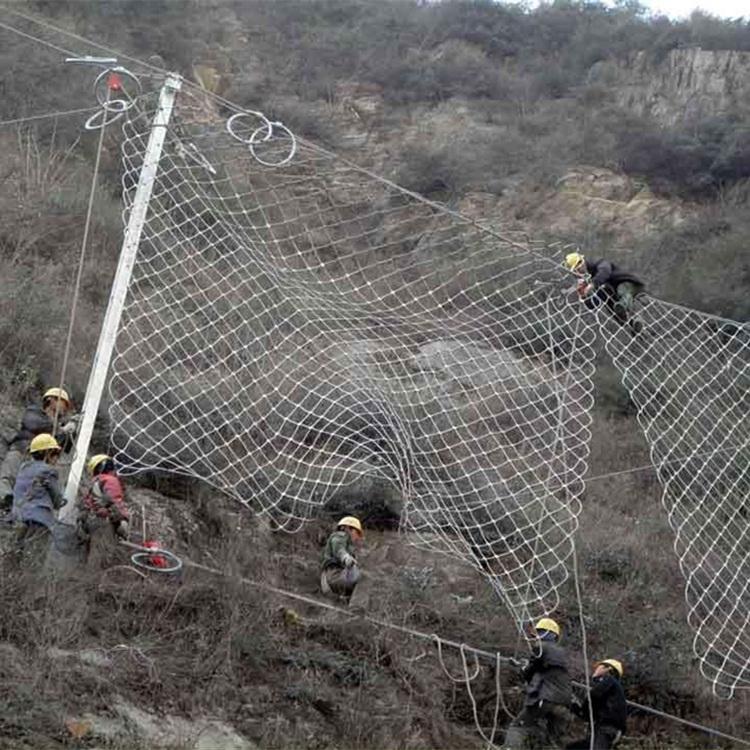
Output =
[
  {"x1": 0, "y1": 105, "x2": 100, "y2": 128},
  {"x1": 495, "y1": 655, "x2": 517, "y2": 721},
  {"x1": 460, "y1": 646, "x2": 504, "y2": 749},
  {"x1": 571, "y1": 539, "x2": 596, "y2": 750},
  {"x1": 51, "y1": 83, "x2": 112, "y2": 435},
  {"x1": 434, "y1": 636, "x2": 481, "y2": 682}
]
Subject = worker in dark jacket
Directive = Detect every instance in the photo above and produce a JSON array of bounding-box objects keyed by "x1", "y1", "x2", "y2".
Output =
[
  {"x1": 320, "y1": 515, "x2": 363, "y2": 603},
  {"x1": 567, "y1": 659, "x2": 627, "y2": 750},
  {"x1": 504, "y1": 618, "x2": 573, "y2": 749},
  {"x1": 565, "y1": 252, "x2": 644, "y2": 330},
  {"x1": 11, "y1": 433, "x2": 66, "y2": 560},
  {"x1": 0, "y1": 387, "x2": 78, "y2": 507}
]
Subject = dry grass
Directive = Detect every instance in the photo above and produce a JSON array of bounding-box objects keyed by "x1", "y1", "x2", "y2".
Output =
[{"x1": 0, "y1": 440, "x2": 748, "y2": 749}]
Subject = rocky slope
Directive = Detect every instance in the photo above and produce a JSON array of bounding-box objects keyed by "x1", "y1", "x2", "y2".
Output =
[{"x1": 2, "y1": 4, "x2": 750, "y2": 747}]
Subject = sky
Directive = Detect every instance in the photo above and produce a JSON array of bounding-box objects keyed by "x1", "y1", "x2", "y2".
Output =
[
  {"x1": 528, "y1": 0, "x2": 748, "y2": 19},
  {"x1": 641, "y1": 0, "x2": 747, "y2": 18}
]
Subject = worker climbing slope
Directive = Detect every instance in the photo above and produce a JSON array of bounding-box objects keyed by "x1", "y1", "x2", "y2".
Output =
[
  {"x1": 0, "y1": 387, "x2": 78, "y2": 508},
  {"x1": 78, "y1": 454, "x2": 129, "y2": 567},
  {"x1": 568, "y1": 659, "x2": 627, "y2": 750},
  {"x1": 11, "y1": 433, "x2": 66, "y2": 563},
  {"x1": 320, "y1": 515, "x2": 364, "y2": 604},
  {"x1": 565, "y1": 252, "x2": 644, "y2": 332},
  {"x1": 504, "y1": 618, "x2": 574, "y2": 749}
]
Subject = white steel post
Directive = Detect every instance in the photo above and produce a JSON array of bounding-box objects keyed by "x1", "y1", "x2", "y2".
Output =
[{"x1": 60, "y1": 72, "x2": 182, "y2": 521}]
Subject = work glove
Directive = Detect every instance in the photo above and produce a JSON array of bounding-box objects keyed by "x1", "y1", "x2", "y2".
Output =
[
  {"x1": 508, "y1": 656, "x2": 531, "y2": 679},
  {"x1": 61, "y1": 419, "x2": 79, "y2": 436},
  {"x1": 341, "y1": 552, "x2": 356, "y2": 569}
]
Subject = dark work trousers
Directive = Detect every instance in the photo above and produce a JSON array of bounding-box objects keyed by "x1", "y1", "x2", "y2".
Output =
[{"x1": 503, "y1": 701, "x2": 570, "y2": 749}]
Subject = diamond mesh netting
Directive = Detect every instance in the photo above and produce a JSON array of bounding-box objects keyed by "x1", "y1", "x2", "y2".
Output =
[
  {"x1": 600, "y1": 298, "x2": 750, "y2": 697},
  {"x1": 109, "y1": 87, "x2": 596, "y2": 624},
  {"x1": 104, "y1": 82, "x2": 749, "y2": 694}
]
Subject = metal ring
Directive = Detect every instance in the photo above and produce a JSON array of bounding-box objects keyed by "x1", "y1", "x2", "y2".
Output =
[
  {"x1": 248, "y1": 121, "x2": 297, "y2": 167},
  {"x1": 227, "y1": 110, "x2": 273, "y2": 144},
  {"x1": 130, "y1": 549, "x2": 183, "y2": 574},
  {"x1": 84, "y1": 100, "x2": 128, "y2": 131},
  {"x1": 93, "y1": 66, "x2": 142, "y2": 112}
]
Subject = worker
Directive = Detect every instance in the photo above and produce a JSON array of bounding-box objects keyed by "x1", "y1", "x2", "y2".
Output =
[
  {"x1": 11, "y1": 433, "x2": 66, "y2": 558},
  {"x1": 320, "y1": 515, "x2": 363, "y2": 603},
  {"x1": 78, "y1": 454, "x2": 129, "y2": 566},
  {"x1": 567, "y1": 659, "x2": 627, "y2": 749},
  {"x1": 565, "y1": 252, "x2": 644, "y2": 330},
  {"x1": 0, "y1": 387, "x2": 78, "y2": 508},
  {"x1": 503, "y1": 618, "x2": 573, "y2": 749}
]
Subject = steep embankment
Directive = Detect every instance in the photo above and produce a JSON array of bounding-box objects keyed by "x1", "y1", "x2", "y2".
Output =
[
  {"x1": 2, "y1": 5, "x2": 749, "y2": 745},
  {"x1": 1, "y1": 466, "x2": 748, "y2": 749}
]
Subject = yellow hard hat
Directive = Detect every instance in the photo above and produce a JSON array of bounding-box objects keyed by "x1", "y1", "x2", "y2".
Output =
[
  {"x1": 87, "y1": 454, "x2": 111, "y2": 475},
  {"x1": 564, "y1": 252, "x2": 585, "y2": 271},
  {"x1": 29, "y1": 433, "x2": 61, "y2": 454},
  {"x1": 43, "y1": 387, "x2": 71, "y2": 406},
  {"x1": 337, "y1": 516, "x2": 363, "y2": 535},
  {"x1": 596, "y1": 658, "x2": 624, "y2": 678},
  {"x1": 535, "y1": 617, "x2": 561, "y2": 637}
]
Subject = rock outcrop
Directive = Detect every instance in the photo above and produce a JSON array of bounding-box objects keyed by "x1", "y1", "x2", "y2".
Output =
[{"x1": 593, "y1": 47, "x2": 750, "y2": 126}]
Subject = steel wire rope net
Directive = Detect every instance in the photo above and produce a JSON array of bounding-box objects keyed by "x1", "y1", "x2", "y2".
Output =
[
  {"x1": 106, "y1": 84, "x2": 597, "y2": 626},
  {"x1": 598, "y1": 298, "x2": 750, "y2": 698}
]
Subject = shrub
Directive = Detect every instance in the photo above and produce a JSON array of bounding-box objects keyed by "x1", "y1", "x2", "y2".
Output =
[{"x1": 610, "y1": 115, "x2": 750, "y2": 197}]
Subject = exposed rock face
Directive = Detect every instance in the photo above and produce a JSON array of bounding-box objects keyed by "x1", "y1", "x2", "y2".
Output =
[
  {"x1": 525, "y1": 167, "x2": 685, "y2": 239},
  {"x1": 77, "y1": 699, "x2": 256, "y2": 749},
  {"x1": 126, "y1": 486, "x2": 201, "y2": 551},
  {"x1": 594, "y1": 48, "x2": 750, "y2": 126},
  {"x1": 460, "y1": 166, "x2": 686, "y2": 245}
]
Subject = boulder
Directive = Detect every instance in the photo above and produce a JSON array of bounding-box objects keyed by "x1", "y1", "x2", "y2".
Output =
[{"x1": 78, "y1": 698, "x2": 257, "y2": 749}]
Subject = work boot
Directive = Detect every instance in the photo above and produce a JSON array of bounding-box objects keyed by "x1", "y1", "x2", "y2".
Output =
[{"x1": 612, "y1": 301, "x2": 629, "y2": 325}]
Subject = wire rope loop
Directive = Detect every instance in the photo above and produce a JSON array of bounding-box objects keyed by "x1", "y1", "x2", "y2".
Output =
[
  {"x1": 434, "y1": 635, "x2": 481, "y2": 683},
  {"x1": 130, "y1": 548, "x2": 183, "y2": 574},
  {"x1": 226, "y1": 110, "x2": 272, "y2": 145},
  {"x1": 459, "y1": 643, "x2": 482, "y2": 681},
  {"x1": 248, "y1": 121, "x2": 297, "y2": 167},
  {"x1": 93, "y1": 66, "x2": 142, "y2": 112},
  {"x1": 495, "y1": 652, "x2": 516, "y2": 721},
  {"x1": 458, "y1": 645, "x2": 501, "y2": 748},
  {"x1": 84, "y1": 100, "x2": 128, "y2": 131}
]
